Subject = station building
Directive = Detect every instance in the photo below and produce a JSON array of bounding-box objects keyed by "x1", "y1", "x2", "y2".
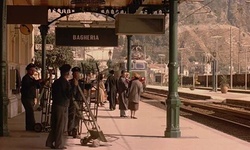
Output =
[{"x1": 6, "y1": 24, "x2": 34, "y2": 118}]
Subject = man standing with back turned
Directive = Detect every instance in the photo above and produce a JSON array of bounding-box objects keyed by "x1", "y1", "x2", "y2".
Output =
[
  {"x1": 105, "y1": 70, "x2": 117, "y2": 111},
  {"x1": 46, "y1": 64, "x2": 71, "y2": 149}
]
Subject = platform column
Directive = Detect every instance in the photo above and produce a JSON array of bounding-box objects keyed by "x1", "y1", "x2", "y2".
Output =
[
  {"x1": 0, "y1": 0, "x2": 9, "y2": 136},
  {"x1": 164, "y1": 0, "x2": 181, "y2": 138},
  {"x1": 127, "y1": 35, "x2": 132, "y2": 73},
  {"x1": 39, "y1": 25, "x2": 49, "y2": 80}
]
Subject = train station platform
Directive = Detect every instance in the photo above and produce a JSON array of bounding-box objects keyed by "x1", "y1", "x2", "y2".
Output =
[{"x1": 1, "y1": 89, "x2": 250, "y2": 150}]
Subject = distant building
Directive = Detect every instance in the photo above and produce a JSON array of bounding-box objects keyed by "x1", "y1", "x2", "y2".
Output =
[
  {"x1": 148, "y1": 63, "x2": 168, "y2": 84},
  {"x1": 73, "y1": 47, "x2": 114, "y2": 71}
]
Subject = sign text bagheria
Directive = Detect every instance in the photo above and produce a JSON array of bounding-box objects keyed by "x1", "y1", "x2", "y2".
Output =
[{"x1": 73, "y1": 35, "x2": 99, "y2": 41}]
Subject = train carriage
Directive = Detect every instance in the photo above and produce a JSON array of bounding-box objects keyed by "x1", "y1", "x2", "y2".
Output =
[{"x1": 118, "y1": 59, "x2": 148, "y2": 90}]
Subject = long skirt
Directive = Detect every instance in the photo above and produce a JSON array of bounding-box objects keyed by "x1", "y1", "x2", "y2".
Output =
[
  {"x1": 98, "y1": 88, "x2": 105, "y2": 103},
  {"x1": 128, "y1": 102, "x2": 139, "y2": 111}
]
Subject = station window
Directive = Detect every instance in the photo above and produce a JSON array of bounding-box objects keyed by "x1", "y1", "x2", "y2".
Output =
[{"x1": 135, "y1": 63, "x2": 145, "y2": 70}]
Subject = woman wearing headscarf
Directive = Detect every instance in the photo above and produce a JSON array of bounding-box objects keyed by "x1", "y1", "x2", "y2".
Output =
[{"x1": 128, "y1": 73, "x2": 143, "y2": 119}]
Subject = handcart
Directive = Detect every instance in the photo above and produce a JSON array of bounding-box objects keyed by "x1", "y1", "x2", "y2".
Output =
[
  {"x1": 34, "y1": 72, "x2": 53, "y2": 132},
  {"x1": 74, "y1": 85, "x2": 107, "y2": 147},
  {"x1": 34, "y1": 82, "x2": 52, "y2": 132},
  {"x1": 69, "y1": 73, "x2": 99, "y2": 138},
  {"x1": 87, "y1": 62, "x2": 101, "y2": 119}
]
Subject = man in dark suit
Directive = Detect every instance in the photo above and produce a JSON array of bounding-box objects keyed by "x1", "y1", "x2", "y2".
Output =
[{"x1": 105, "y1": 70, "x2": 117, "y2": 110}]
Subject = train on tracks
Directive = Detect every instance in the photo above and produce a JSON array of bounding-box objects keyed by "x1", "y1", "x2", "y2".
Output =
[
  {"x1": 117, "y1": 59, "x2": 148, "y2": 89},
  {"x1": 182, "y1": 74, "x2": 250, "y2": 88},
  {"x1": 117, "y1": 45, "x2": 148, "y2": 89}
]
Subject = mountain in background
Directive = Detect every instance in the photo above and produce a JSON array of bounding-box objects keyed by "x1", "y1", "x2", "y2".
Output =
[
  {"x1": 176, "y1": 0, "x2": 250, "y2": 74},
  {"x1": 39, "y1": 0, "x2": 250, "y2": 75},
  {"x1": 136, "y1": 0, "x2": 250, "y2": 75}
]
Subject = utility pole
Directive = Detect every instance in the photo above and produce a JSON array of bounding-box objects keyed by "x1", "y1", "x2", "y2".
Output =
[
  {"x1": 238, "y1": 28, "x2": 241, "y2": 74},
  {"x1": 204, "y1": 52, "x2": 209, "y2": 87},
  {"x1": 211, "y1": 36, "x2": 222, "y2": 92},
  {"x1": 245, "y1": 46, "x2": 248, "y2": 90},
  {"x1": 230, "y1": 27, "x2": 233, "y2": 89},
  {"x1": 237, "y1": 3, "x2": 244, "y2": 74},
  {"x1": 242, "y1": 45, "x2": 250, "y2": 90}
]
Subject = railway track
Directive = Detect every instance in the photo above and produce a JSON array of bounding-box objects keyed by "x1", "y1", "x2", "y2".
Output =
[{"x1": 141, "y1": 89, "x2": 250, "y2": 142}]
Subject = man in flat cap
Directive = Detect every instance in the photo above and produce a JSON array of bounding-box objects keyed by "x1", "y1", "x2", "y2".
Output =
[
  {"x1": 21, "y1": 63, "x2": 42, "y2": 131},
  {"x1": 67, "y1": 67, "x2": 85, "y2": 137},
  {"x1": 46, "y1": 64, "x2": 71, "y2": 149}
]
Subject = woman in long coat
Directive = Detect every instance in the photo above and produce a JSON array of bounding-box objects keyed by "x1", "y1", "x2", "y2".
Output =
[{"x1": 128, "y1": 73, "x2": 143, "y2": 119}]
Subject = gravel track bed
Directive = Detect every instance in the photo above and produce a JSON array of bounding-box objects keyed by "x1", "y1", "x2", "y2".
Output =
[{"x1": 141, "y1": 93, "x2": 250, "y2": 142}]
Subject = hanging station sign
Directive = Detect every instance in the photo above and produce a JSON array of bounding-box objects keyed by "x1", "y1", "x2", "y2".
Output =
[
  {"x1": 115, "y1": 14, "x2": 165, "y2": 35},
  {"x1": 55, "y1": 27, "x2": 118, "y2": 47},
  {"x1": 7, "y1": 6, "x2": 48, "y2": 24}
]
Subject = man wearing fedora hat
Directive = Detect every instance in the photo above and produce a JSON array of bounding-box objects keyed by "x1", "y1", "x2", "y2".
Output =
[{"x1": 46, "y1": 64, "x2": 71, "y2": 149}]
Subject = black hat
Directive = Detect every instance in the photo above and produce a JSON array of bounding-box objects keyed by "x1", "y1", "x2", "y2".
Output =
[
  {"x1": 71, "y1": 67, "x2": 81, "y2": 73},
  {"x1": 59, "y1": 64, "x2": 71, "y2": 73},
  {"x1": 109, "y1": 70, "x2": 114, "y2": 74},
  {"x1": 26, "y1": 63, "x2": 36, "y2": 71}
]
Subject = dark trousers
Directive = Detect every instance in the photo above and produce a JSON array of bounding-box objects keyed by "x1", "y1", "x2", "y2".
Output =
[
  {"x1": 21, "y1": 97, "x2": 35, "y2": 130},
  {"x1": 46, "y1": 105, "x2": 67, "y2": 148},
  {"x1": 108, "y1": 90, "x2": 117, "y2": 110},
  {"x1": 68, "y1": 101, "x2": 79, "y2": 132}
]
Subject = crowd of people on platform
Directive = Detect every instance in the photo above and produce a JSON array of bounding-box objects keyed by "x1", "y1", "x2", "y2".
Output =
[{"x1": 20, "y1": 63, "x2": 143, "y2": 149}]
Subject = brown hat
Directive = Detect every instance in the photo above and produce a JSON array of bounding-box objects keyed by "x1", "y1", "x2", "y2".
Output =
[{"x1": 133, "y1": 73, "x2": 140, "y2": 78}]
